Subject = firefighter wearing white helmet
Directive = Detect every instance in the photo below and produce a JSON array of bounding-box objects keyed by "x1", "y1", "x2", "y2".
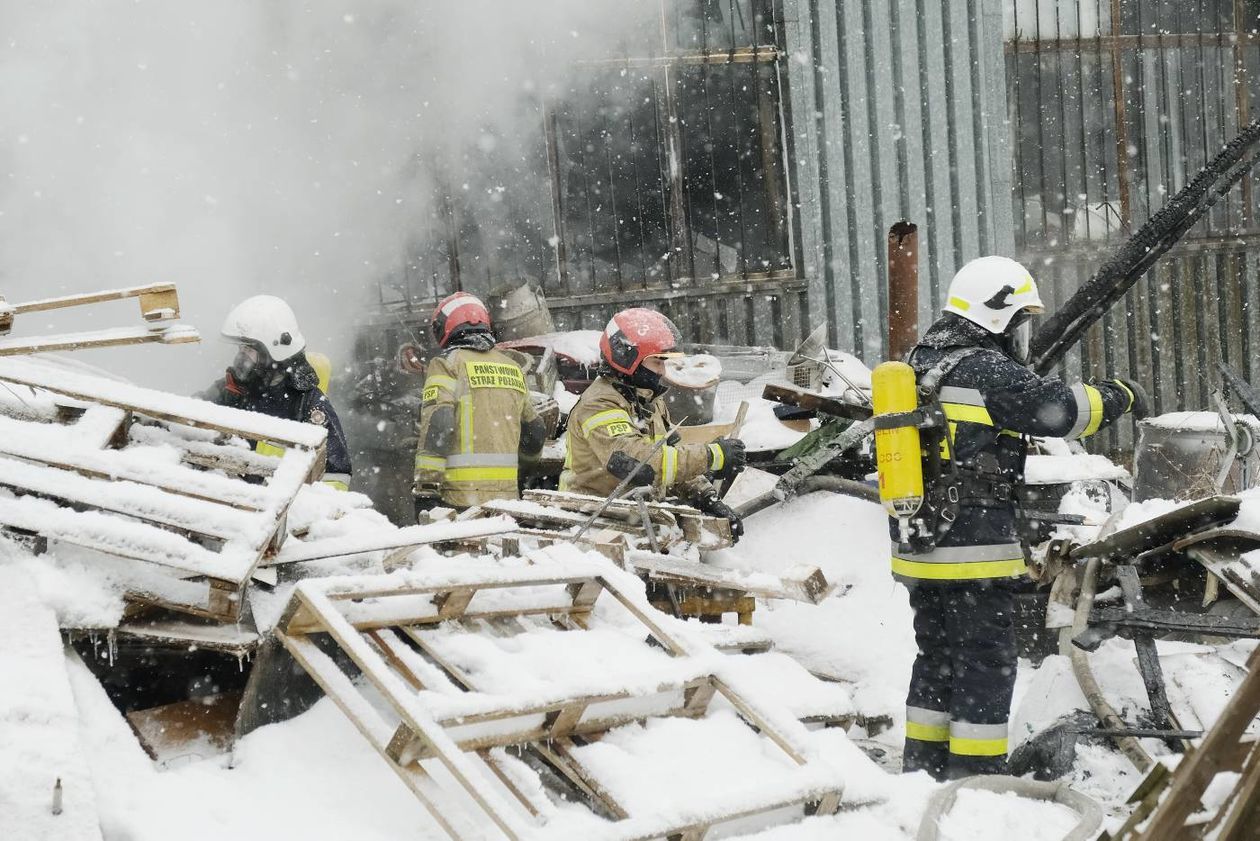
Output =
[
  {"x1": 202, "y1": 295, "x2": 352, "y2": 490},
  {"x1": 887, "y1": 257, "x2": 1146, "y2": 781}
]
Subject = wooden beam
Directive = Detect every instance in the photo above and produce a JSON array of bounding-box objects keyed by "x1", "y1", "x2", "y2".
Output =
[{"x1": 1138, "y1": 646, "x2": 1260, "y2": 839}]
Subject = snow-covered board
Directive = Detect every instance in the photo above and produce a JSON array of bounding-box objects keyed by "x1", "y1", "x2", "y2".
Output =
[
  {"x1": 265, "y1": 555, "x2": 845, "y2": 840},
  {"x1": 0, "y1": 358, "x2": 328, "y2": 621}
]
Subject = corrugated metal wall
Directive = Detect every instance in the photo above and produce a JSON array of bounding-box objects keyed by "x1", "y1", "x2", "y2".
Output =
[{"x1": 782, "y1": 0, "x2": 1015, "y2": 363}]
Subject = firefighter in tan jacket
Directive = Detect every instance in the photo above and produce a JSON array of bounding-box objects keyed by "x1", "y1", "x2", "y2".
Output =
[
  {"x1": 413, "y1": 292, "x2": 546, "y2": 517},
  {"x1": 561, "y1": 308, "x2": 748, "y2": 538}
]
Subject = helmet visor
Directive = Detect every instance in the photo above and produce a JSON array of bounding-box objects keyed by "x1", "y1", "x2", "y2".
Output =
[
  {"x1": 230, "y1": 343, "x2": 265, "y2": 383},
  {"x1": 1008, "y1": 313, "x2": 1033, "y2": 365}
]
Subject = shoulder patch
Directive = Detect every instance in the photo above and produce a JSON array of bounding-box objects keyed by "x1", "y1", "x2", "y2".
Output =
[{"x1": 308, "y1": 407, "x2": 327, "y2": 426}]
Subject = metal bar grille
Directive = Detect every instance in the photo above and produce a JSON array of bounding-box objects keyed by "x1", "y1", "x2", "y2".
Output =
[
  {"x1": 374, "y1": 0, "x2": 803, "y2": 352},
  {"x1": 1006, "y1": 0, "x2": 1260, "y2": 454}
]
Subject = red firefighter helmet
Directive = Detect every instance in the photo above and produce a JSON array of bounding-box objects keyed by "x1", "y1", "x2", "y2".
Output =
[
  {"x1": 600, "y1": 308, "x2": 683, "y2": 376},
  {"x1": 431, "y1": 292, "x2": 492, "y2": 347}
]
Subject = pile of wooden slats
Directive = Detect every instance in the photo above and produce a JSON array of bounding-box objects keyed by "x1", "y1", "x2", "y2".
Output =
[
  {"x1": 260, "y1": 565, "x2": 846, "y2": 840},
  {"x1": 0, "y1": 356, "x2": 326, "y2": 621}
]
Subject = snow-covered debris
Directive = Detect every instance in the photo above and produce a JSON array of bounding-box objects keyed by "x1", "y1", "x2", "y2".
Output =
[{"x1": 0, "y1": 563, "x2": 103, "y2": 841}]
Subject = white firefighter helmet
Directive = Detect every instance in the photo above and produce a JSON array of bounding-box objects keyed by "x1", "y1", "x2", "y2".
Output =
[
  {"x1": 943, "y1": 256, "x2": 1044, "y2": 335},
  {"x1": 220, "y1": 295, "x2": 306, "y2": 363}
]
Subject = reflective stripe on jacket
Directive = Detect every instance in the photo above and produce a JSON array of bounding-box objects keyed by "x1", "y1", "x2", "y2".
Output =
[
  {"x1": 560, "y1": 376, "x2": 710, "y2": 497},
  {"x1": 413, "y1": 347, "x2": 540, "y2": 509},
  {"x1": 891, "y1": 315, "x2": 1133, "y2": 585}
]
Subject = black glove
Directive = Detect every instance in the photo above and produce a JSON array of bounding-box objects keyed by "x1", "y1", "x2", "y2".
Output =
[
  {"x1": 1104, "y1": 377, "x2": 1150, "y2": 420},
  {"x1": 414, "y1": 494, "x2": 441, "y2": 523},
  {"x1": 694, "y1": 492, "x2": 745, "y2": 543},
  {"x1": 707, "y1": 438, "x2": 747, "y2": 483}
]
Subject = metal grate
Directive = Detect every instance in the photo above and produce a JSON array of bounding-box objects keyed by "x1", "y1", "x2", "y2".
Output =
[
  {"x1": 1006, "y1": 0, "x2": 1260, "y2": 454},
  {"x1": 375, "y1": 0, "x2": 802, "y2": 351}
]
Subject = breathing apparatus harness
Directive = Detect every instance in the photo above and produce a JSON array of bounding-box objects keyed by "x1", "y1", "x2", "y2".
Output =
[{"x1": 875, "y1": 347, "x2": 1024, "y2": 553}]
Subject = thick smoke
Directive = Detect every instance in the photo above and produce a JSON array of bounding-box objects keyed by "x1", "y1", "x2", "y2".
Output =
[{"x1": 0, "y1": 1, "x2": 655, "y2": 391}]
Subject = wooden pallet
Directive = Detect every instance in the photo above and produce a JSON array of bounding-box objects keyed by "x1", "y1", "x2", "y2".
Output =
[
  {"x1": 264, "y1": 565, "x2": 844, "y2": 840},
  {"x1": 0, "y1": 356, "x2": 327, "y2": 621},
  {"x1": 484, "y1": 488, "x2": 736, "y2": 549},
  {"x1": 0, "y1": 284, "x2": 198, "y2": 353},
  {"x1": 1105, "y1": 644, "x2": 1260, "y2": 840}
]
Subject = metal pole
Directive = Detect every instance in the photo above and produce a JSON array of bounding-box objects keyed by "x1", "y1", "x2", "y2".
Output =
[{"x1": 887, "y1": 221, "x2": 919, "y2": 361}]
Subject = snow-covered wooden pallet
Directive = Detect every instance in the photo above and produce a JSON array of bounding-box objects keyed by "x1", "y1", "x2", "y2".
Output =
[
  {"x1": 266, "y1": 562, "x2": 844, "y2": 840},
  {"x1": 0, "y1": 357, "x2": 327, "y2": 622}
]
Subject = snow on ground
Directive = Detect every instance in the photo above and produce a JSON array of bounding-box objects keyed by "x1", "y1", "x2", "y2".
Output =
[
  {"x1": 936, "y1": 788, "x2": 1081, "y2": 841},
  {"x1": 0, "y1": 561, "x2": 103, "y2": 841},
  {"x1": 709, "y1": 492, "x2": 915, "y2": 724},
  {"x1": 65, "y1": 659, "x2": 440, "y2": 841},
  {"x1": 7, "y1": 445, "x2": 1256, "y2": 838}
]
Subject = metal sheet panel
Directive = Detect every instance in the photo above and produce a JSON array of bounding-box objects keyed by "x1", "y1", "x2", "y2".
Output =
[{"x1": 783, "y1": 0, "x2": 1014, "y2": 361}]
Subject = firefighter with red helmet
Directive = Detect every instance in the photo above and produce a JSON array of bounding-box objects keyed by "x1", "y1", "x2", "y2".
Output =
[
  {"x1": 413, "y1": 292, "x2": 546, "y2": 517},
  {"x1": 562, "y1": 308, "x2": 747, "y2": 538}
]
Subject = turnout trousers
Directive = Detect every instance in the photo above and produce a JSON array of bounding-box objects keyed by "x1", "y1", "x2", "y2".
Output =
[{"x1": 902, "y1": 580, "x2": 1017, "y2": 780}]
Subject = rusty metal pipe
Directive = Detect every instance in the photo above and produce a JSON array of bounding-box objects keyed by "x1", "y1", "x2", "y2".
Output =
[{"x1": 887, "y1": 222, "x2": 919, "y2": 361}]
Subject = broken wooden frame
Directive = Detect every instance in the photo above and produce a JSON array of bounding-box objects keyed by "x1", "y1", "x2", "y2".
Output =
[
  {"x1": 1104, "y1": 645, "x2": 1260, "y2": 840},
  {"x1": 507, "y1": 488, "x2": 735, "y2": 548},
  {"x1": 0, "y1": 283, "x2": 199, "y2": 353},
  {"x1": 0, "y1": 356, "x2": 328, "y2": 621},
  {"x1": 268, "y1": 568, "x2": 843, "y2": 840}
]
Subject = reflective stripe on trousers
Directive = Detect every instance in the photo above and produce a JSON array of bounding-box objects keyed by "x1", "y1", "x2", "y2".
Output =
[
  {"x1": 905, "y1": 705, "x2": 949, "y2": 743},
  {"x1": 322, "y1": 472, "x2": 351, "y2": 491},
  {"x1": 949, "y1": 720, "x2": 1008, "y2": 757},
  {"x1": 891, "y1": 542, "x2": 1026, "y2": 582}
]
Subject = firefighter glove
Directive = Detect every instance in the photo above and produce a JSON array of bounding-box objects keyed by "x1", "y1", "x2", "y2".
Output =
[
  {"x1": 693, "y1": 492, "x2": 745, "y2": 543},
  {"x1": 707, "y1": 437, "x2": 747, "y2": 482},
  {"x1": 1104, "y1": 377, "x2": 1150, "y2": 420}
]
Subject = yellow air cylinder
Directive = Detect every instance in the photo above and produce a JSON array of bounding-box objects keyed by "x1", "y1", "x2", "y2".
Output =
[
  {"x1": 307, "y1": 351, "x2": 332, "y2": 394},
  {"x1": 872, "y1": 361, "x2": 924, "y2": 523}
]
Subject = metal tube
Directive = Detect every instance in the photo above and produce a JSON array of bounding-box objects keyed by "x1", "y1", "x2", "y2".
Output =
[{"x1": 887, "y1": 222, "x2": 919, "y2": 361}]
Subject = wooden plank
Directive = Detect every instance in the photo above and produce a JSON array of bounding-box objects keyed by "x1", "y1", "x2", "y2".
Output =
[
  {"x1": 627, "y1": 551, "x2": 833, "y2": 604},
  {"x1": 107, "y1": 619, "x2": 260, "y2": 656},
  {"x1": 0, "y1": 325, "x2": 198, "y2": 356},
  {"x1": 287, "y1": 589, "x2": 530, "y2": 840},
  {"x1": 0, "y1": 427, "x2": 270, "y2": 512},
  {"x1": 710, "y1": 677, "x2": 805, "y2": 766},
  {"x1": 1216, "y1": 744, "x2": 1260, "y2": 839},
  {"x1": 275, "y1": 631, "x2": 472, "y2": 841},
  {"x1": 435, "y1": 588, "x2": 478, "y2": 621},
  {"x1": 0, "y1": 451, "x2": 257, "y2": 543},
  {"x1": 0, "y1": 494, "x2": 255, "y2": 582},
  {"x1": 10, "y1": 283, "x2": 178, "y2": 316},
  {"x1": 0, "y1": 356, "x2": 325, "y2": 448},
  {"x1": 1138, "y1": 646, "x2": 1260, "y2": 839},
  {"x1": 366, "y1": 630, "x2": 426, "y2": 692},
  {"x1": 478, "y1": 750, "x2": 542, "y2": 818},
  {"x1": 761, "y1": 382, "x2": 872, "y2": 420},
  {"x1": 534, "y1": 740, "x2": 630, "y2": 820},
  {"x1": 1073, "y1": 496, "x2": 1242, "y2": 561},
  {"x1": 264, "y1": 517, "x2": 518, "y2": 567}
]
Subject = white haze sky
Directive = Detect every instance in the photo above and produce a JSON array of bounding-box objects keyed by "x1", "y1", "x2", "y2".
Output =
[{"x1": 1, "y1": 1, "x2": 655, "y2": 392}]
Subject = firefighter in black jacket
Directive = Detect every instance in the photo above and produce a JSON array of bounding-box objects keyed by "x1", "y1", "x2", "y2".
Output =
[
  {"x1": 897, "y1": 256, "x2": 1146, "y2": 780},
  {"x1": 203, "y1": 295, "x2": 353, "y2": 490}
]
